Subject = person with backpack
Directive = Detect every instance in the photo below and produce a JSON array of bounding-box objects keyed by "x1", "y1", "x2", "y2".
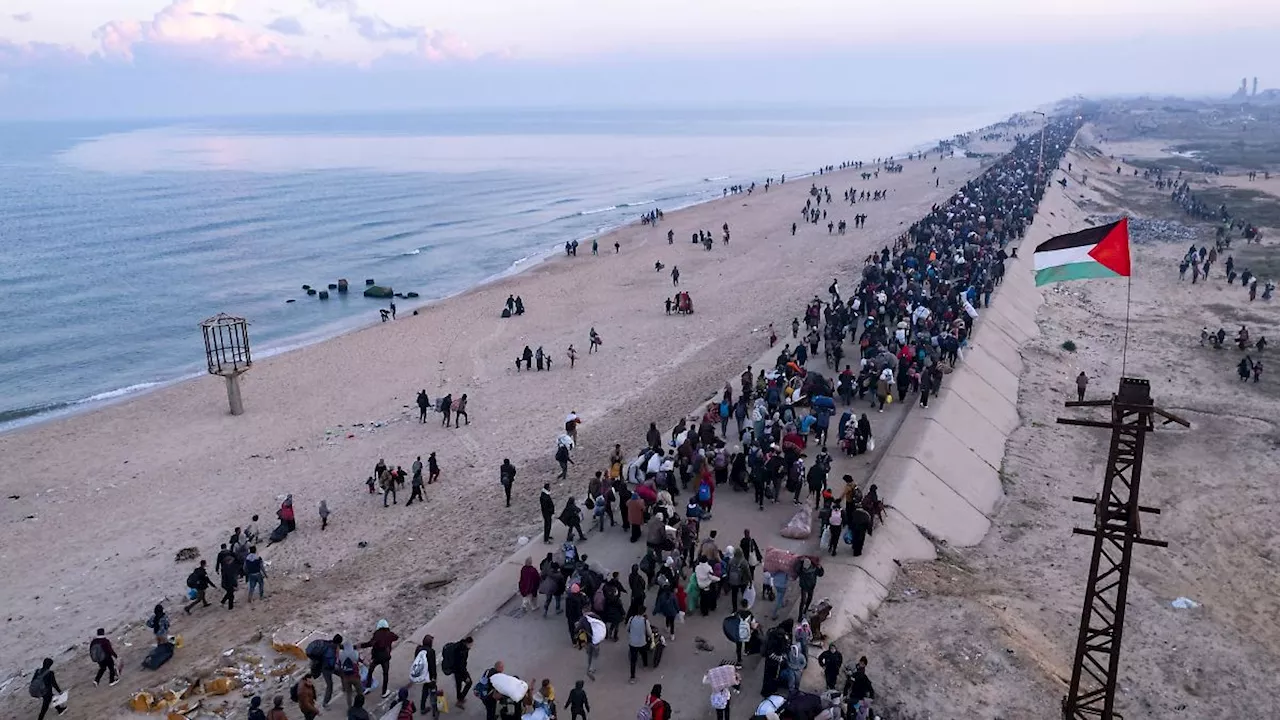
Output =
[
  {"x1": 639, "y1": 684, "x2": 670, "y2": 720},
  {"x1": 294, "y1": 675, "x2": 318, "y2": 720},
  {"x1": 335, "y1": 640, "x2": 361, "y2": 710},
  {"x1": 89, "y1": 628, "x2": 119, "y2": 686},
  {"x1": 440, "y1": 636, "x2": 474, "y2": 710},
  {"x1": 359, "y1": 620, "x2": 399, "y2": 698},
  {"x1": 184, "y1": 560, "x2": 214, "y2": 614},
  {"x1": 30, "y1": 658, "x2": 63, "y2": 720},
  {"x1": 555, "y1": 443, "x2": 574, "y2": 480},
  {"x1": 145, "y1": 604, "x2": 170, "y2": 645},
  {"x1": 723, "y1": 546, "x2": 750, "y2": 612},
  {"x1": 306, "y1": 634, "x2": 341, "y2": 709},
  {"x1": 244, "y1": 546, "x2": 267, "y2": 602},
  {"x1": 409, "y1": 635, "x2": 439, "y2": 719},
  {"x1": 248, "y1": 696, "x2": 267, "y2": 720},
  {"x1": 471, "y1": 661, "x2": 504, "y2": 719}
]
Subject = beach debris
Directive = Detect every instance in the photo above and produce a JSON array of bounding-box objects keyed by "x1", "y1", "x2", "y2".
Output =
[
  {"x1": 338, "y1": 279, "x2": 349, "y2": 293},
  {"x1": 516, "y1": 536, "x2": 530, "y2": 547},
  {"x1": 318, "y1": 291, "x2": 329, "y2": 300},
  {"x1": 365, "y1": 278, "x2": 375, "y2": 286},
  {"x1": 694, "y1": 636, "x2": 715, "y2": 653},
  {"x1": 286, "y1": 299, "x2": 296, "y2": 303},
  {"x1": 1171, "y1": 596, "x2": 1201, "y2": 609},
  {"x1": 421, "y1": 573, "x2": 455, "y2": 591},
  {"x1": 174, "y1": 547, "x2": 200, "y2": 562},
  {"x1": 363, "y1": 285, "x2": 393, "y2": 299}
]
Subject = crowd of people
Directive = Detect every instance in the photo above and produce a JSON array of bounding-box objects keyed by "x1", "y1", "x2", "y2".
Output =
[{"x1": 30, "y1": 114, "x2": 1083, "y2": 720}]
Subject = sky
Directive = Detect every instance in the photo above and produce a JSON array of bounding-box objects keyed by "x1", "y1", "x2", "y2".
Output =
[{"x1": 1, "y1": 0, "x2": 1277, "y2": 119}]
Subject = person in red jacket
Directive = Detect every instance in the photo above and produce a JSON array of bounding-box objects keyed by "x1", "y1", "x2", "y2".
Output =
[
  {"x1": 89, "y1": 628, "x2": 119, "y2": 686},
  {"x1": 359, "y1": 620, "x2": 399, "y2": 697},
  {"x1": 643, "y1": 684, "x2": 671, "y2": 720},
  {"x1": 519, "y1": 557, "x2": 542, "y2": 612}
]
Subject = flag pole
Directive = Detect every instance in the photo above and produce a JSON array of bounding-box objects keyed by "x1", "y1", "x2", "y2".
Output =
[{"x1": 1121, "y1": 275, "x2": 1132, "y2": 376}]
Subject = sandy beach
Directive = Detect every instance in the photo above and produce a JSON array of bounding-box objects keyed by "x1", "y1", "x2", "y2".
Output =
[{"x1": 0, "y1": 117, "x2": 1021, "y2": 716}]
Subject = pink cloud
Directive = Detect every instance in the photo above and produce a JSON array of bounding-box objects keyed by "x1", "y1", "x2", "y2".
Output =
[{"x1": 94, "y1": 0, "x2": 293, "y2": 65}]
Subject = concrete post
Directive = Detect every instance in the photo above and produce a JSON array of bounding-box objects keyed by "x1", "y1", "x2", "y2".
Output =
[{"x1": 225, "y1": 373, "x2": 245, "y2": 416}]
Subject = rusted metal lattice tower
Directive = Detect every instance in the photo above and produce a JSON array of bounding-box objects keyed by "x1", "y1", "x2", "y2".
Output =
[
  {"x1": 201, "y1": 313, "x2": 252, "y2": 416},
  {"x1": 1059, "y1": 377, "x2": 1189, "y2": 719}
]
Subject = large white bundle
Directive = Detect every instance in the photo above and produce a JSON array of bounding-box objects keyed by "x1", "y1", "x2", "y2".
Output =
[
  {"x1": 490, "y1": 673, "x2": 529, "y2": 702},
  {"x1": 586, "y1": 615, "x2": 606, "y2": 644}
]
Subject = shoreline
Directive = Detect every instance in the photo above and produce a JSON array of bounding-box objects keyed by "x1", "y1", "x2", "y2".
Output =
[{"x1": 0, "y1": 118, "x2": 1004, "y2": 435}]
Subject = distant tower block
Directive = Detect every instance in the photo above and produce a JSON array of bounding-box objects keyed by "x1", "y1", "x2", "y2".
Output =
[
  {"x1": 1253, "y1": 77, "x2": 1259, "y2": 96},
  {"x1": 200, "y1": 313, "x2": 253, "y2": 416}
]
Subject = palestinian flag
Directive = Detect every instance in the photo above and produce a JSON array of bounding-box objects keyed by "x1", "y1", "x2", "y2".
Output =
[{"x1": 1033, "y1": 218, "x2": 1131, "y2": 286}]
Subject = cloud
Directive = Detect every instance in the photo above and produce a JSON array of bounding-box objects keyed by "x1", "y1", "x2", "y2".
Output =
[
  {"x1": 11, "y1": 12, "x2": 33, "y2": 23},
  {"x1": 94, "y1": 0, "x2": 292, "y2": 64},
  {"x1": 311, "y1": 0, "x2": 474, "y2": 59},
  {"x1": 267, "y1": 16, "x2": 306, "y2": 37}
]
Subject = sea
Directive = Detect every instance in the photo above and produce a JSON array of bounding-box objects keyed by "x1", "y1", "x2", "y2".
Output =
[{"x1": 0, "y1": 106, "x2": 1008, "y2": 430}]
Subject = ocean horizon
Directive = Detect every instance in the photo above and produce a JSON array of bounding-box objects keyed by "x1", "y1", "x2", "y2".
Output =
[{"x1": 0, "y1": 105, "x2": 1011, "y2": 431}]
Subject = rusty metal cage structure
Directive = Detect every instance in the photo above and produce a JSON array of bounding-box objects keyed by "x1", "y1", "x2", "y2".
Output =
[
  {"x1": 200, "y1": 313, "x2": 252, "y2": 415},
  {"x1": 201, "y1": 313, "x2": 252, "y2": 376}
]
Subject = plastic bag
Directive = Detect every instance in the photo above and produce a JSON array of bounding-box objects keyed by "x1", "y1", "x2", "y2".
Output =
[
  {"x1": 743, "y1": 586, "x2": 757, "y2": 610},
  {"x1": 867, "y1": 436, "x2": 876, "y2": 452},
  {"x1": 360, "y1": 665, "x2": 379, "y2": 692},
  {"x1": 780, "y1": 507, "x2": 813, "y2": 539}
]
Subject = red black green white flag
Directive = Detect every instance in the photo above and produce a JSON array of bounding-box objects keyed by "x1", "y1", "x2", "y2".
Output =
[{"x1": 1033, "y1": 217, "x2": 1132, "y2": 286}]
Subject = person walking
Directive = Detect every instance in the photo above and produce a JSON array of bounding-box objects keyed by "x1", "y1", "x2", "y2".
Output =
[
  {"x1": 1076, "y1": 371, "x2": 1089, "y2": 402},
  {"x1": 407, "y1": 464, "x2": 425, "y2": 506},
  {"x1": 626, "y1": 611, "x2": 652, "y2": 683},
  {"x1": 559, "y1": 497, "x2": 586, "y2": 542},
  {"x1": 381, "y1": 467, "x2": 398, "y2": 507},
  {"x1": 540, "y1": 484, "x2": 556, "y2": 543},
  {"x1": 795, "y1": 557, "x2": 824, "y2": 620},
  {"x1": 244, "y1": 546, "x2": 267, "y2": 602},
  {"x1": 417, "y1": 390, "x2": 430, "y2": 423},
  {"x1": 427, "y1": 452, "x2": 441, "y2": 484},
  {"x1": 89, "y1": 628, "x2": 119, "y2": 686},
  {"x1": 307, "y1": 634, "x2": 341, "y2": 709},
  {"x1": 564, "y1": 680, "x2": 590, "y2": 720},
  {"x1": 318, "y1": 500, "x2": 330, "y2": 530},
  {"x1": 31, "y1": 659, "x2": 63, "y2": 720},
  {"x1": 359, "y1": 620, "x2": 399, "y2": 698},
  {"x1": 499, "y1": 459, "x2": 517, "y2": 507},
  {"x1": 518, "y1": 557, "x2": 541, "y2": 612},
  {"x1": 296, "y1": 675, "x2": 319, "y2": 720},
  {"x1": 410, "y1": 635, "x2": 440, "y2": 719},
  {"x1": 184, "y1": 560, "x2": 214, "y2": 614},
  {"x1": 439, "y1": 394, "x2": 452, "y2": 427},
  {"x1": 626, "y1": 492, "x2": 645, "y2": 543},
  {"x1": 218, "y1": 548, "x2": 238, "y2": 610},
  {"x1": 336, "y1": 640, "x2": 361, "y2": 711},
  {"x1": 642, "y1": 685, "x2": 670, "y2": 720},
  {"x1": 555, "y1": 443, "x2": 574, "y2": 479},
  {"x1": 453, "y1": 394, "x2": 469, "y2": 427},
  {"x1": 447, "y1": 637, "x2": 474, "y2": 710}
]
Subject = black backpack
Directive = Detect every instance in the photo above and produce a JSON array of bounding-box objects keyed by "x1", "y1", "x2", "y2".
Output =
[
  {"x1": 28, "y1": 669, "x2": 48, "y2": 698},
  {"x1": 304, "y1": 639, "x2": 329, "y2": 662},
  {"x1": 439, "y1": 642, "x2": 457, "y2": 676},
  {"x1": 186, "y1": 570, "x2": 202, "y2": 589}
]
